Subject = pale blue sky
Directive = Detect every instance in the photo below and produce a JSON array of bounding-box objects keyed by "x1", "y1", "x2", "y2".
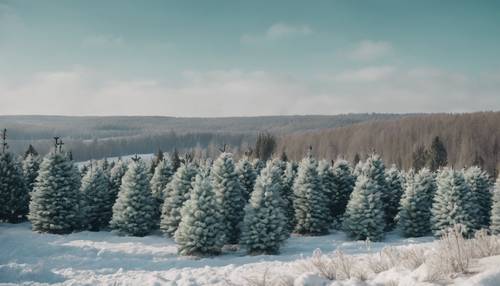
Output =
[{"x1": 1, "y1": 0, "x2": 499, "y2": 116}]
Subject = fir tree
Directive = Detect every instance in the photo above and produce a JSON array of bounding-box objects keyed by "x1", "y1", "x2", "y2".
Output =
[
  {"x1": 241, "y1": 162, "x2": 288, "y2": 254},
  {"x1": 236, "y1": 157, "x2": 257, "y2": 202},
  {"x1": 317, "y1": 160, "x2": 338, "y2": 219},
  {"x1": 24, "y1": 144, "x2": 38, "y2": 159},
  {"x1": 80, "y1": 166, "x2": 110, "y2": 231},
  {"x1": 108, "y1": 160, "x2": 128, "y2": 206},
  {"x1": 464, "y1": 166, "x2": 493, "y2": 229},
  {"x1": 252, "y1": 158, "x2": 266, "y2": 176},
  {"x1": 293, "y1": 153, "x2": 330, "y2": 235},
  {"x1": 212, "y1": 152, "x2": 245, "y2": 244},
  {"x1": 0, "y1": 152, "x2": 29, "y2": 222},
  {"x1": 384, "y1": 165, "x2": 404, "y2": 230},
  {"x1": 398, "y1": 168, "x2": 436, "y2": 237},
  {"x1": 360, "y1": 154, "x2": 389, "y2": 227},
  {"x1": 22, "y1": 153, "x2": 41, "y2": 194},
  {"x1": 428, "y1": 136, "x2": 447, "y2": 171},
  {"x1": 150, "y1": 157, "x2": 175, "y2": 222},
  {"x1": 171, "y1": 149, "x2": 181, "y2": 172},
  {"x1": 431, "y1": 168, "x2": 476, "y2": 237},
  {"x1": 491, "y1": 175, "x2": 500, "y2": 234},
  {"x1": 282, "y1": 161, "x2": 297, "y2": 230},
  {"x1": 110, "y1": 159, "x2": 155, "y2": 236},
  {"x1": 331, "y1": 159, "x2": 356, "y2": 220},
  {"x1": 343, "y1": 174, "x2": 385, "y2": 241},
  {"x1": 160, "y1": 162, "x2": 197, "y2": 237},
  {"x1": 175, "y1": 174, "x2": 225, "y2": 256},
  {"x1": 29, "y1": 150, "x2": 81, "y2": 233}
]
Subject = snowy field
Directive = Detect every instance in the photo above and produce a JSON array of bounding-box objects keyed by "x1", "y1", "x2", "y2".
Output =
[{"x1": 1, "y1": 223, "x2": 499, "y2": 286}]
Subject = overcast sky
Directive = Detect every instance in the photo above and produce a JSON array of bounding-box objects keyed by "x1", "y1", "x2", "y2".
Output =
[{"x1": 1, "y1": 0, "x2": 499, "y2": 116}]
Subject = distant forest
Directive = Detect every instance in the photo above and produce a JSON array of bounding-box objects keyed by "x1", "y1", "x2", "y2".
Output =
[{"x1": 1, "y1": 112, "x2": 499, "y2": 175}]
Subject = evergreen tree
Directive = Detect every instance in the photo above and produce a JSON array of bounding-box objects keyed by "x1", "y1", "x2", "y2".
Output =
[
  {"x1": 412, "y1": 145, "x2": 428, "y2": 171},
  {"x1": 150, "y1": 149, "x2": 164, "y2": 174},
  {"x1": 110, "y1": 159, "x2": 155, "y2": 236},
  {"x1": 22, "y1": 153, "x2": 41, "y2": 194},
  {"x1": 80, "y1": 166, "x2": 110, "y2": 230},
  {"x1": 343, "y1": 174, "x2": 385, "y2": 241},
  {"x1": 0, "y1": 152, "x2": 29, "y2": 222},
  {"x1": 428, "y1": 136, "x2": 447, "y2": 171},
  {"x1": 254, "y1": 132, "x2": 276, "y2": 161},
  {"x1": 211, "y1": 152, "x2": 245, "y2": 244},
  {"x1": 360, "y1": 154, "x2": 389, "y2": 227},
  {"x1": 282, "y1": 161, "x2": 297, "y2": 230},
  {"x1": 384, "y1": 165, "x2": 404, "y2": 230},
  {"x1": 24, "y1": 144, "x2": 39, "y2": 159},
  {"x1": 431, "y1": 168, "x2": 476, "y2": 237},
  {"x1": 80, "y1": 164, "x2": 89, "y2": 178},
  {"x1": 317, "y1": 160, "x2": 338, "y2": 219},
  {"x1": 241, "y1": 162, "x2": 288, "y2": 254},
  {"x1": 108, "y1": 160, "x2": 128, "y2": 206},
  {"x1": 252, "y1": 158, "x2": 266, "y2": 176},
  {"x1": 293, "y1": 153, "x2": 330, "y2": 235},
  {"x1": 171, "y1": 149, "x2": 181, "y2": 172},
  {"x1": 236, "y1": 157, "x2": 257, "y2": 202},
  {"x1": 331, "y1": 160, "x2": 356, "y2": 220},
  {"x1": 464, "y1": 166, "x2": 493, "y2": 229},
  {"x1": 398, "y1": 168, "x2": 436, "y2": 237},
  {"x1": 160, "y1": 162, "x2": 197, "y2": 237},
  {"x1": 29, "y1": 151, "x2": 81, "y2": 233},
  {"x1": 175, "y1": 174, "x2": 225, "y2": 256},
  {"x1": 491, "y1": 175, "x2": 500, "y2": 234},
  {"x1": 150, "y1": 157, "x2": 175, "y2": 221}
]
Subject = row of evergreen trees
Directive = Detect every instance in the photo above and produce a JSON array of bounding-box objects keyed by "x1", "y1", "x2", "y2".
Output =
[{"x1": 2, "y1": 135, "x2": 500, "y2": 257}]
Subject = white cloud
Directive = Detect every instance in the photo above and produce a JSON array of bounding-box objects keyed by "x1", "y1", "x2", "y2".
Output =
[
  {"x1": 241, "y1": 22, "x2": 312, "y2": 44},
  {"x1": 349, "y1": 40, "x2": 393, "y2": 61},
  {"x1": 82, "y1": 34, "x2": 123, "y2": 48},
  {"x1": 334, "y1": 66, "x2": 396, "y2": 82}
]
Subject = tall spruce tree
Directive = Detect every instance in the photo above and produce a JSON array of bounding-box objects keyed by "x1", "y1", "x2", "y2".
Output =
[
  {"x1": 343, "y1": 174, "x2": 385, "y2": 241},
  {"x1": 317, "y1": 160, "x2": 338, "y2": 220},
  {"x1": 293, "y1": 152, "x2": 330, "y2": 235},
  {"x1": 22, "y1": 153, "x2": 40, "y2": 194},
  {"x1": 29, "y1": 148, "x2": 81, "y2": 233},
  {"x1": 431, "y1": 168, "x2": 476, "y2": 237},
  {"x1": 175, "y1": 174, "x2": 225, "y2": 256},
  {"x1": 491, "y1": 175, "x2": 500, "y2": 234},
  {"x1": 241, "y1": 162, "x2": 288, "y2": 254},
  {"x1": 110, "y1": 159, "x2": 155, "y2": 236},
  {"x1": 236, "y1": 157, "x2": 257, "y2": 202},
  {"x1": 465, "y1": 166, "x2": 493, "y2": 229},
  {"x1": 0, "y1": 152, "x2": 29, "y2": 222},
  {"x1": 398, "y1": 168, "x2": 436, "y2": 237},
  {"x1": 108, "y1": 160, "x2": 128, "y2": 206},
  {"x1": 428, "y1": 136, "x2": 447, "y2": 172},
  {"x1": 282, "y1": 161, "x2": 297, "y2": 230},
  {"x1": 80, "y1": 166, "x2": 110, "y2": 231},
  {"x1": 384, "y1": 165, "x2": 404, "y2": 230},
  {"x1": 332, "y1": 160, "x2": 356, "y2": 220},
  {"x1": 150, "y1": 157, "x2": 175, "y2": 223},
  {"x1": 160, "y1": 162, "x2": 197, "y2": 237},
  {"x1": 211, "y1": 152, "x2": 245, "y2": 244}
]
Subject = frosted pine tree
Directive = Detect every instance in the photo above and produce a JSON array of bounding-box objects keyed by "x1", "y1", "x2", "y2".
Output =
[
  {"x1": 22, "y1": 153, "x2": 40, "y2": 194},
  {"x1": 491, "y1": 175, "x2": 500, "y2": 234},
  {"x1": 160, "y1": 162, "x2": 197, "y2": 237},
  {"x1": 343, "y1": 174, "x2": 385, "y2": 241},
  {"x1": 384, "y1": 165, "x2": 404, "y2": 229},
  {"x1": 150, "y1": 157, "x2": 175, "y2": 222},
  {"x1": 236, "y1": 157, "x2": 257, "y2": 202},
  {"x1": 80, "y1": 166, "x2": 111, "y2": 230},
  {"x1": 175, "y1": 174, "x2": 225, "y2": 256},
  {"x1": 110, "y1": 159, "x2": 155, "y2": 236},
  {"x1": 317, "y1": 160, "x2": 338, "y2": 219},
  {"x1": 360, "y1": 154, "x2": 389, "y2": 228},
  {"x1": 252, "y1": 158, "x2": 266, "y2": 176},
  {"x1": 108, "y1": 160, "x2": 128, "y2": 206},
  {"x1": 282, "y1": 161, "x2": 297, "y2": 230},
  {"x1": 431, "y1": 168, "x2": 476, "y2": 237},
  {"x1": 465, "y1": 166, "x2": 493, "y2": 229},
  {"x1": 241, "y1": 162, "x2": 288, "y2": 254},
  {"x1": 332, "y1": 159, "x2": 356, "y2": 220},
  {"x1": 212, "y1": 152, "x2": 245, "y2": 244},
  {"x1": 29, "y1": 150, "x2": 81, "y2": 233},
  {"x1": 0, "y1": 152, "x2": 29, "y2": 222},
  {"x1": 398, "y1": 168, "x2": 436, "y2": 237},
  {"x1": 293, "y1": 152, "x2": 330, "y2": 235}
]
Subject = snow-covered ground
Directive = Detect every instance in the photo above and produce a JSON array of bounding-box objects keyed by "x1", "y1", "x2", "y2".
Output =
[{"x1": 1, "y1": 223, "x2": 499, "y2": 286}]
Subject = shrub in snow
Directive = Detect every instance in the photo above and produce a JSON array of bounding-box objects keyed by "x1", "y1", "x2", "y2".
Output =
[
  {"x1": 110, "y1": 159, "x2": 155, "y2": 236},
  {"x1": 211, "y1": 152, "x2": 245, "y2": 244},
  {"x1": 241, "y1": 161, "x2": 288, "y2": 255},
  {"x1": 491, "y1": 175, "x2": 500, "y2": 235},
  {"x1": 29, "y1": 152, "x2": 81, "y2": 233},
  {"x1": 464, "y1": 166, "x2": 493, "y2": 229},
  {"x1": 150, "y1": 157, "x2": 174, "y2": 222},
  {"x1": 331, "y1": 159, "x2": 355, "y2": 220},
  {"x1": 384, "y1": 165, "x2": 404, "y2": 230},
  {"x1": 317, "y1": 160, "x2": 338, "y2": 220},
  {"x1": 236, "y1": 157, "x2": 257, "y2": 202},
  {"x1": 293, "y1": 154, "x2": 330, "y2": 235},
  {"x1": 398, "y1": 167, "x2": 436, "y2": 237},
  {"x1": 80, "y1": 166, "x2": 111, "y2": 231},
  {"x1": 431, "y1": 168, "x2": 476, "y2": 237},
  {"x1": 343, "y1": 173, "x2": 385, "y2": 241},
  {"x1": 22, "y1": 153, "x2": 40, "y2": 194},
  {"x1": 160, "y1": 162, "x2": 197, "y2": 237},
  {"x1": 0, "y1": 152, "x2": 29, "y2": 222},
  {"x1": 175, "y1": 174, "x2": 225, "y2": 256},
  {"x1": 108, "y1": 160, "x2": 128, "y2": 206}
]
